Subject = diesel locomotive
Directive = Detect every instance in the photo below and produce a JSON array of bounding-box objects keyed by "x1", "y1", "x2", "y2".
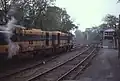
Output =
[{"x1": 0, "y1": 25, "x2": 74, "y2": 60}]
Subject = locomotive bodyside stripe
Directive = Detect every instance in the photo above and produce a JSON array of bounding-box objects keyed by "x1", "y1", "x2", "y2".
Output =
[
  {"x1": 0, "y1": 45, "x2": 8, "y2": 53},
  {"x1": 11, "y1": 35, "x2": 71, "y2": 42}
]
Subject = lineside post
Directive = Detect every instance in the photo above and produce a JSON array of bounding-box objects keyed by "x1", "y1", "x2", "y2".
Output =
[{"x1": 118, "y1": 15, "x2": 120, "y2": 58}]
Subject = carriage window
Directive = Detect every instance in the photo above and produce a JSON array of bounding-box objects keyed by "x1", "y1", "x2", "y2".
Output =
[
  {"x1": 68, "y1": 36, "x2": 70, "y2": 43},
  {"x1": 46, "y1": 32, "x2": 49, "y2": 46},
  {"x1": 29, "y1": 41, "x2": 33, "y2": 44},
  {"x1": 58, "y1": 33, "x2": 60, "y2": 45},
  {"x1": 52, "y1": 35, "x2": 56, "y2": 45}
]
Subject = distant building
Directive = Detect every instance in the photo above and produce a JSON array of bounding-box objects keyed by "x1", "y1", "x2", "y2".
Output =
[
  {"x1": 103, "y1": 28, "x2": 118, "y2": 48},
  {"x1": 103, "y1": 28, "x2": 115, "y2": 40}
]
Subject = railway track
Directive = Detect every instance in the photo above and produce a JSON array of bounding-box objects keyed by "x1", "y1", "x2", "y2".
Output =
[
  {"x1": 26, "y1": 45, "x2": 96, "y2": 81},
  {"x1": 56, "y1": 48, "x2": 98, "y2": 81},
  {"x1": 26, "y1": 47, "x2": 95, "y2": 81},
  {"x1": 0, "y1": 45, "x2": 86, "y2": 81}
]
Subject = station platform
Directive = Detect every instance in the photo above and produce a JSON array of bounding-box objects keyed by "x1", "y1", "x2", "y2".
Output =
[{"x1": 77, "y1": 48, "x2": 120, "y2": 81}]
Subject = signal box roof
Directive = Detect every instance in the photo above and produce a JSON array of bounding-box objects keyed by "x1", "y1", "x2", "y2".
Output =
[{"x1": 104, "y1": 28, "x2": 115, "y2": 32}]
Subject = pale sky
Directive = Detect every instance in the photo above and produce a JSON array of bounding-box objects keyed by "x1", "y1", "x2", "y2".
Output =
[{"x1": 55, "y1": 0, "x2": 120, "y2": 31}]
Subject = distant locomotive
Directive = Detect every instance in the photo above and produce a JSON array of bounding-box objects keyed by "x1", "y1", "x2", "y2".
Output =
[{"x1": 0, "y1": 25, "x2": 74, "y2": 60}]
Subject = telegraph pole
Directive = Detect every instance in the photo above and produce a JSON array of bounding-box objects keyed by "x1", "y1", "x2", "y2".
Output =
[{"x1": 118, "y1": 15, "x2": 120, "y2": 58}]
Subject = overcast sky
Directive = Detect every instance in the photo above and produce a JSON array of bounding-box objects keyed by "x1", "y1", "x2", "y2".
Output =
[{"x1": 55, "y1": 0, "x2": 120, "y2": 31}]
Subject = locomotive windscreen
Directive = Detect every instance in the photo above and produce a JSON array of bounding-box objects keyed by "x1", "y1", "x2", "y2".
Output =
[{"x1": 0, "y1": 32, "x2": 8, "y2": 45}]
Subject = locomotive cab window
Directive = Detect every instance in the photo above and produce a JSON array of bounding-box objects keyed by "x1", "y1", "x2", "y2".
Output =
[
  {"x1": 10, "y1": 29, "x2": 18, "y2": 42},
  {"x1": 13, "y1": 29, "x2": 16, "y2": 34},
  {"x1": 0, "y1": 32, "x2": 8, "y2": 45}
]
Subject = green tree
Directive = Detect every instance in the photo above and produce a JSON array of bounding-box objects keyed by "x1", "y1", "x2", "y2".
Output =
[
  {"x1": 39, "y1": 6, "x2": 78, "y2": 32},
  {"x1": 0, "y1": 0, "x2": 10, "y2": 24},
  {"x1": 99, "y1": 23, "x2": 108, "y2": 29},
  {"x1": 0, "y1": 0, "x2": 55, "y2": 25},
  {"x1": 103, "y1": 14, "x2": 119, "y2": 28},
  {"x1": 84, "y1": 26, "x2": 101, "y2": 44},
  {"x1": 0, "y1": 0, "x2": 78, "y2": 32}
]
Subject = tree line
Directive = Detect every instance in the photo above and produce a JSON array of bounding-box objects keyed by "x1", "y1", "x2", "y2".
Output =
[
  {"x1": 85, "y1": 14, "x2": 119, "y2": 33},
  {"x1": 74, "y1": 14, "x2": 119, "y2": 44},
  {"x1": 0, "y1": 0, "x2": 78, "y2": 32}
]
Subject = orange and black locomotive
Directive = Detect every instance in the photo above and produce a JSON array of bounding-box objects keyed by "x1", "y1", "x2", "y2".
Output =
[{"x1": 0, "y1": 25, "x2": 74, "y2": 60}]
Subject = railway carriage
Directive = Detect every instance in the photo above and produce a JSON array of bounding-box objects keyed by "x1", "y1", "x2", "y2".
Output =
[{"x1": 0, "y1": 25, "x2": 74, "y2": 60}]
